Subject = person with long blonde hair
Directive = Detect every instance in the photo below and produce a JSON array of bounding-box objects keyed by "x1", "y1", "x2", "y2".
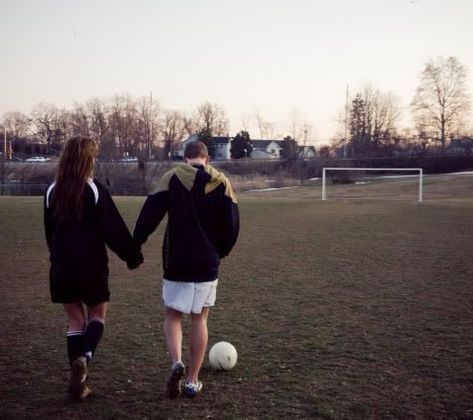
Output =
[{"x1": 44, "y1": 137, "x2": 143, "y2": 401}]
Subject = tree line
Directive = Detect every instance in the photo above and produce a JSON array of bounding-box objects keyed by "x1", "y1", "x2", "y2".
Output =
[
  {"x1": 340, "y1": 56, "x2": 472, "y2": 158},
  {"x1": 1, "y1": 99, "x2": 232, "y2": 160},
  {"x1": 1, "y1": 55, "x2": 472, "y2": 160}
]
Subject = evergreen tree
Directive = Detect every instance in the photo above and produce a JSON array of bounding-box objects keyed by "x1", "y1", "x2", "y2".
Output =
[
  {"x1": 349, "y1": 94, "x2": 368, "y2": 157},
  {"x1": 281, "y1": 136, "x2": 298, "y2": 160},
  {"x1": 230, "y1": 131, "x2": 253, "y2": 158}
]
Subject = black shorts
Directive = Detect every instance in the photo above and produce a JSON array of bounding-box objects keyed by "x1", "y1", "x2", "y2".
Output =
[{"x1": 49, "y1": 264, "x2": 110, "y2": 306}]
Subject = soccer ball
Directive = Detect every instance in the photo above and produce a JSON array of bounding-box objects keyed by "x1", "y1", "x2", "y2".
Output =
[{"x1": 209, "y1": 341, "x2": 238, "y2": 370}]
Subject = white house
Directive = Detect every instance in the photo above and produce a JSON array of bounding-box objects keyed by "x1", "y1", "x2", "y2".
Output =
[
  {"x1": 251, "y1": 149, "x2": 278, "y2": 159},
  {"x1": 175, "y1": 135, "x2": 232, "y2": 160},
  {"x1": 251, "y1": 140, "x2": 286, "y2": 158},
  {"x1": 298, "y1": 145, "x2": 317, "y2": 158},
  {"x1": 176, "y1": 136, "x2": 316, "y2": 160}
]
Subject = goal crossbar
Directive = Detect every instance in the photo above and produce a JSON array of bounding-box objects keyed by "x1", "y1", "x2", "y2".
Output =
[{"x1": 321, "y1": 167, "x2": 423, "y2": 202}]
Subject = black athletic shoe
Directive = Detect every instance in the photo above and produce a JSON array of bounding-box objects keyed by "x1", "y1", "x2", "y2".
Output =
[{"x1": 166, "y1": 361, "x2": 185, "y2": 399}]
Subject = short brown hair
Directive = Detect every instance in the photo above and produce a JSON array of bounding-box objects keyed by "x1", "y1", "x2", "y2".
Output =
[{"x1": 184, "y1": 141, "x2": 208, "y2": 159}]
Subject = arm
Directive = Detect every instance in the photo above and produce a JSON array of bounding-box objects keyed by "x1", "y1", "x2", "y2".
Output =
[
  {"x1": 133, "y1": 191, "x2": 169, "y2": 247},
  {"x1": 216, "y1": 182, "x2": 240, "y2": 258},
  {"x1": 43, "y1": 193, "x2": 54, "y2": 251},
  {"x1": 96, "y1": 184, "x2": 143, "y2": 266}
]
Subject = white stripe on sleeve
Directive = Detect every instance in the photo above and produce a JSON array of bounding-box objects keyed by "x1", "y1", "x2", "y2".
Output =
[
  {"x1": 87, "y1": 179, "x2": 99, "y2": 204},
  {"x1": 46, "y1": 182, "x2": 56, "y2": 208}
]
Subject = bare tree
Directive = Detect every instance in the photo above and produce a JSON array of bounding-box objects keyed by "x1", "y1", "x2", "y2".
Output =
[
  {"x1": 363, "y1": 86, "x2": 401, "y2": 148},
  {"x1": 69, "y1": 103, "x2": 91, "y2": 137},
  {"x1": 136, "y1": 95, "x2": 160, "y2": 160},
  {"x1": 240, "y1": 114, "x2": 251, "y2": 132},
  {"x1": 2, "y1": 111, "x2": 32, "y2": 156},
  {"x1": 56, "y1": 108, "x2": 74, "y2": 145},
  {"x1": 254, "y1": 111, "x2": 275, "y2": 139},
  {"x1": 182, "y1": 111, "x2": 198, "y2": 137},
  {"x1": 87, "y1": 97, "x2": 110, "y2": 153},
  {"x1": 31, "y1": 103, "x2": 63, "y2": 153},
  {"x1": 109, "y1": 94, "x2": 139, "y2": 158},
  {"x1": 289, "y1": 107, "x2": 302, "y2": 141},
  {"x1": 347, "y1": 86, "x2": 401, "y2": 157},
  {"x1": 162, "y1": 110, "x2": 186, "y2": 159},
  {"x1": 2, "y1": 111, "x2": 31, "y2": 140},
  {"x1": 411, "y1": 56, "x2": 471, "y2": 148},
  {"x1": 196, "y1": 102, "x2": 228, "y2": 137}
]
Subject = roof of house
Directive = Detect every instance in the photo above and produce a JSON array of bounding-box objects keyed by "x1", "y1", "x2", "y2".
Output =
[
  {"x1": 297, "y1": 145, "x2": 316, "y2": 152},
  {"x1": 182, "y1": 135, "x2": 231, "y2": 145},
  {"x1": 450, "y1": 137, "x2": 473, "y2": 147},
  {"x1": 251, "y1": 139, "x2": 285, "y2": 148}
]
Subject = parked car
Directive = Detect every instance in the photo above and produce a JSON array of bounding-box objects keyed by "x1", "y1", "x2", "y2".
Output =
[
  {"x1": 120, "y1": 156, "x2": 138, "y2": 163},
  {"x1": 25, "y1": 156, "x2": 50, "y2": 163}
]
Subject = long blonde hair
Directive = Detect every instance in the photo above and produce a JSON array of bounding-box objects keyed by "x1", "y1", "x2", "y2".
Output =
[{"x1": 53, "y1": 137, "x2": 98, "y2": 222}]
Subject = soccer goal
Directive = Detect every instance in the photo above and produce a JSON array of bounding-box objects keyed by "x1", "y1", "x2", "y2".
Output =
[{"x1": 321, "y1": 167, "x2": 423, "y2": 202}]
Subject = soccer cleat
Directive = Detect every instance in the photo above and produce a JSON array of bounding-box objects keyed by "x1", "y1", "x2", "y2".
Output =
[
  {"x1": 183, "y1": 381, "x2": 203, "y2": 398},
  {"x1": 79, "y1": 384, "x2": 92, "y2": 400},
  {"x1": 69, "y1": 356, "x2": 89, "y2": 401},
  {"x1": 166, "y1": 361, "x2": 185, "y2": 399}
]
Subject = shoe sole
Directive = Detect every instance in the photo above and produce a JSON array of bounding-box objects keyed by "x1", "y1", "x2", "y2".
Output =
[
  {"x1": 166, "y1": 364, "x2": 185, "y2": 399},
  {"x1": 69, "y1": 357, "x2": 88, "y2": 401}
]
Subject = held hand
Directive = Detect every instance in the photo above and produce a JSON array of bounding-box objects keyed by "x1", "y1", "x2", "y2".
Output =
[{"x1": 127, "y1": 250, "x2": 144, "y2": 270}]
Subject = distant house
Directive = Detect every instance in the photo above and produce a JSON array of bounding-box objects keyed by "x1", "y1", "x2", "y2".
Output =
[
  {"x1": 176, "y1": 136, "x2": 317, "y2": 160},
  {"x1": 251, "y1": 148, "x2": 278, "y2": 159},
  {"x1": 251, "y1": 140, "x2": 286, "y2": 158},
  {"x1": 298, "y1": 145, "x2": 317, "y2": 158},
  {"x1": 449, "y1": 137, "x2": 473, "y2": 156},
  {"x1": 175, "y1": 135, "x2": 232, "y2": 160}
]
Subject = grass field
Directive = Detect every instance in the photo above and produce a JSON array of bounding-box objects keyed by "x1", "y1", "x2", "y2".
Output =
[{"x1": 1, "y1": 174, "x2": 473, "y2": 419}]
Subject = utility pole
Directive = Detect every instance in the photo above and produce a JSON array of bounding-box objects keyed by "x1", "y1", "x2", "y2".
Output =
[
  {"x1": 344, "y1": 85, "x2": 349, "y2": 159},
  {"x1": 149, "y1": 91, "x2": 153, "y2": 160}
]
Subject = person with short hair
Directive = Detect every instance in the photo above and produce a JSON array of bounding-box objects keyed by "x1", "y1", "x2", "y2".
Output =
[
  {"x1": 44, "y1": 137, "x2": 143, "y2": 401},
  {"x1": 133, "y1": 140, "x2": 239, "y2": 398}
]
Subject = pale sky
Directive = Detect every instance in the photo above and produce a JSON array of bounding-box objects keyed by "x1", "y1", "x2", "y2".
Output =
[{"x1": 2, "y1": 0, "x2": 473, "y2": 145}]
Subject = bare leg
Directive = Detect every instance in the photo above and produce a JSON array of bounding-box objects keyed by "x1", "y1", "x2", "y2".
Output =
[
  {"x1": 164, "y1": 307, "x2": 183, "y2": 364},
  {"x1": 87, "y1": 302, "x2": 108, "y2": 323},
  {"x1": 164, "y1": 307, "x2": 185, "y2": 398},
  {"x1": 63, "y1": 303, "x2": 89, "y2": 400},
  {"x1": 83, "y1": 302, "x2": 107, "y2": 361},
  {"x1": 187, "y1": 308, "x2": 209, "y2": 384},
  {"x1": 64, "y1": 302, "x2": 86, "y2": 332}
]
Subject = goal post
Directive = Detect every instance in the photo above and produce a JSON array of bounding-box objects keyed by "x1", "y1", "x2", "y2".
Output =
[{"x1": 321, "y1": 167, "x2": 423, "y2": 202}]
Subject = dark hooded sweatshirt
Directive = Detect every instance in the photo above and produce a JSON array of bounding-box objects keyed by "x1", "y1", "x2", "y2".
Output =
[
  {"x1": 133, "y1": 164, "x2": 239, "y2": 282},
  {"x1": 44, "y1": 179, "x2": 140, "y2": 270}
]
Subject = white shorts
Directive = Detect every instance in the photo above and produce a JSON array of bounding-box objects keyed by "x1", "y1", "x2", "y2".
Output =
[{"x1": 162, "y1": 279, "x2": 218, "y2": 314}]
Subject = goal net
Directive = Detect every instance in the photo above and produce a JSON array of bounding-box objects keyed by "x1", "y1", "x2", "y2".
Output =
[{"x1": 321, "y1": 167, "x2": 423, "y2": 202}]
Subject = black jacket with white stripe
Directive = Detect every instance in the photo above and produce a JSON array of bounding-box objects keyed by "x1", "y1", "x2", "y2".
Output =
[
  {"x1": 133, "y1": 164, "x2": 240, "y2": 282},
  {"x1": 44, "y1": 179, "x2": 139, "y2": 269}
]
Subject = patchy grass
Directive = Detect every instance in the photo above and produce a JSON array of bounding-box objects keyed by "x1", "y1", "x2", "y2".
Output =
[{"x1": 1, "y1": 175, "x2": 472, "y2": 419}]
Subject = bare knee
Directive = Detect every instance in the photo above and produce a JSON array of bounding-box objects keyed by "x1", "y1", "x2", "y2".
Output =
[
  {"x1": 87, "y1": 302, "x2": 108, "y2": 324},
  {"x1": 191, "y1": 308, "x2": 209, "y2": 324},
  {"x1": 165, "y1": 307, "x2": 183, "y2": 321},
  {"x1": 64, "y1": 303, "x2": 86, "y2": 331}
]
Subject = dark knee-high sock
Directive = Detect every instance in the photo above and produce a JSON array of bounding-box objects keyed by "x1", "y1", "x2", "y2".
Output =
[
  {"x1": 83, "y1": 319, "x2": 105, "y2": 361},
  {"x1": 66, "y1": 331, "x2": 85, "y2": 366}
]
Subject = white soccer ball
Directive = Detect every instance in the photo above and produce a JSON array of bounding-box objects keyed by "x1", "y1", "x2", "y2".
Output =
[{"x1": 209, "y1": 341, "x2": 238, "y2": 370}]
